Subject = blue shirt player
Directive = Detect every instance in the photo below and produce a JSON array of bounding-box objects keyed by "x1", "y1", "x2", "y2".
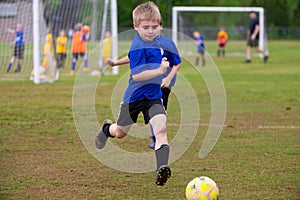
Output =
[
  {"x1": 7, "y1": 24, "x2": 25, "y2": 73},
  {"x1": 193, "y1": 31, "x2": 206, "y2": 66},
  {"x1": 95, "y1": 1, "x2": 172, "y2": 186},
  {"x1": 105, "y1": 34, "x2": 182, "y2": 149}
]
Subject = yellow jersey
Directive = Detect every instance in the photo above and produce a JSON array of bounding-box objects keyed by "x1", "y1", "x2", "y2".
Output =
[
  {"x1": 56, "y1": 36, "x2": 67, "y2": 53},
  {"x1": 102, "y1": 37, "x2": 112, "y2": 58},
  {"x1": 44, "y1": 33, "x2": 53, "y2": 55}
]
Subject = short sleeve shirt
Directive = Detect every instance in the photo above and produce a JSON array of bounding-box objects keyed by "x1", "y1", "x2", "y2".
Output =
[
  {"x1": 249, "y1": 18, "x2": 259, "y2": 39},
  {"x1": 124, "y1": 34, "x2": 163, "y2": 103},
  {"x1": 15, "y1": 31, "x2": 24, "y2": 46},
  {"x1": 195, "y1": 35, "x2": 205, "y2": 51},
  {"x1": 160, "y1": 35, "x2": 181, "y2": 87}
]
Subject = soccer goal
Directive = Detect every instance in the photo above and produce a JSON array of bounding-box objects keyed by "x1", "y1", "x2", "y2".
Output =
[
  {"x1": 172, "y1": 6, "x2": 268, "y2": 57},
  {"x1": 0, "y1": 0, "x2": 118, "y2": 83}
]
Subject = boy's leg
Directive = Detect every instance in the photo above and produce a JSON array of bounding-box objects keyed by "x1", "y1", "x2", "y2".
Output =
[
  {"x1": 201, "y1": 52, "x2": 205, "y2": 66},
  {"x1": 95, "y1": 101, "x2": 135, "y2": 149},
  {"x1": 7, "y1": 56, "x2": 14, "y2": 73},
  {"x1": 14, "y1": 59, "x2": 22, "y2": 73},
  {"x1": 83, "y1": 53, "x2": 88, "y2": 68},
  {"x1": 195, "y1": 54, "x2": 199, "y2": 66},
  {"x1": 255, "y1": 47, "x2": 269, "y2": 63},
  {"x1": 95, "y1": 120, "x2": 130, "y2": 149},
  {"x1": 71, "y1": 54, "x2": 77, "y2": 73},
  {"x1": 149, "y1": 87, "x2": 171, "y2": 149},
  {"x1": 150, "y1": 113, "x2": 171, "y2": 186}
]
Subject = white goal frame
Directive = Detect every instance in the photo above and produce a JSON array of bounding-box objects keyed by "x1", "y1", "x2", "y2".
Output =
[{"x1": 172, "y1": 6, "x2": 267, "y2": 55}]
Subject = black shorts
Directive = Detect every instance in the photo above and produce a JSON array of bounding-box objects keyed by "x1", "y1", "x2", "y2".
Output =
[
  {"x1": 14, "y1": 45, "x2": 25, "y2": 59},
  {"x1": 117, "y1": 99, "x2": 166, "y2": 126},
  {"x1": 72, "y1": 53, "x2": 86, "y2": 60},
  {"x1": 57, "y1": 53, "x2": 67, "y2": 60},
  {"x1": 161, "y1": 87, "x2": 171, "y2": 110},
  {"x1": 197, "y1": 49, "x2": 204, "y2": 55},
  {"x1": 247, "y1": 39, "x2": 258, "y2": 47}
]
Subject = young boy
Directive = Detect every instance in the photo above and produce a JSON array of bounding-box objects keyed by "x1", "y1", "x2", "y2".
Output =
[
  {"x1": 56, "y1": 29, "x2": 68, "y2": 69},
  {"x1": 70, "y1": 23, "x2": 89, "y2": 75},
  {"x1": 6, "y1": 24, "x2": 25, "y2": 73},
  {"x1": 245, "y1": 11, "x2": 268, "y2": 63},
  {"x1": 102, "y1": 31, "x2": 112, "y2": 66},
  {"x1": 42, "y1": 29, "x2": 53, "y2": 69},
  {"x1": 217, "y1": 26, "x2": 228, "y2": 57},
  {"x1": 193, "y1": 31, "x2": 205, "y2": 66},
  {"x1": 106, "y1": 23, "x2": 182, "y2": 149},
  {"x1": 95, "y1": 1, "x2": 171, "y2": 186}
]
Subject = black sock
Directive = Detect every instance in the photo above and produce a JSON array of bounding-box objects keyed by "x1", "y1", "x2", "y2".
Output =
[
  {"x1": 155, "y1": 144, "x2": 169, "y2": 169},
  {"x1": 222, "y1": 50, "x2": 225, "y2": 57},
  {"x1": 103, "y1": 124, "x2": 113, "y2": 137},
  {"x1": 217, "y1": 50, "x2": 220, "y2": 56}
]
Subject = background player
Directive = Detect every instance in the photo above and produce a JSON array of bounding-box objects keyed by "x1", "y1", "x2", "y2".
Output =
[
  {"x1": 70, "y1": 23, "x2": 89, "y2": 75},
  {"x1": 56, "y1": 29, "x2": 67, "y2": 70},
  {"x1": 193, "y1": 31, "x2": 205, "y2": 66},
  {"x1": 6, "y1": 24, "x2": 25, "y2": 73},
  {"x1": 217, "y1": 26, "x2": 228, "y2": 57},
  {"x1": 245, "y1": 11, "x2": 268, "y2": 63}
]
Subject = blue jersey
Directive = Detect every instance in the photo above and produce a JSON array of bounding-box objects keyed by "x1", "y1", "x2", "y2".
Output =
[
  {"x1": 124, "y1": 34, "x2": 163, "y2": 103},
  {"x1": 195, "y1": 35, "x2": 205, "y2": 51},
  {"x1": 160, "y1": 35, "x2": 181, "y2": 87},
  {"x1": 15, "y1": 31, "x2": 24, "y2": 46}
]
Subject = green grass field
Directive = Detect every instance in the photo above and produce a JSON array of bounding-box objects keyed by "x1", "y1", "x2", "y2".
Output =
[{"x1": 1, "y1": 41, "x2": 299, "y2": 199}]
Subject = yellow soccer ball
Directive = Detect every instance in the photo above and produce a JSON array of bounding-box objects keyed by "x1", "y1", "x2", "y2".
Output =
[{"x1": 185, "y1": 176, "x2": 219, "y2": 200}]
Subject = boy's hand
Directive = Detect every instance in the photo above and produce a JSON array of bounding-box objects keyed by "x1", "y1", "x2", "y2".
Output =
[
  {"x1": 106, "y1": 58, "x2": 114, "y2": 66},
  {"x1": 160, "y1": 57, "x2": 169, "y2": 74}
]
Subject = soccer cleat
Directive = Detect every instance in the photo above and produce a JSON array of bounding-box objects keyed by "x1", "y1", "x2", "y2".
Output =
[
  {"x1": 70, "y1": 70, "x2": 75, "y2": 75},
  {"x1": 149, "y1": 140, "x2": 155, "y2": 149},
  {"x1": 156, "y1": 165, "x2": 171, "y2": 186},
  {"x1": 95, "y1": 119, "x2": 112, "y2": 149},
  {"x1": 244, "y1": 59, "x2": 251, "y2": 64},
  {"x1": 264, "y1": 55, "x2": 269, "y2": 63}
]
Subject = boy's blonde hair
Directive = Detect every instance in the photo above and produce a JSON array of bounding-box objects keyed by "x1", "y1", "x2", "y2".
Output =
[{"x1": 132, "y1": 1, "x2": 161, "y2": 25}]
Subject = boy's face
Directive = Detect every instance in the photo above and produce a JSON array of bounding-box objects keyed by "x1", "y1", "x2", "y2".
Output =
[{"x1": 134, "y1": 20, "x2": 160, "y2": 42}]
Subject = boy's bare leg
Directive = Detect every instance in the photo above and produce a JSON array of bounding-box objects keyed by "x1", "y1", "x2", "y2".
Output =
[
  {"x1": 95, "y1": 120, "x2": 130, "y2": 149},
  {"x1": 150, "y1": 114, "x2": 171, "y2": 186}
]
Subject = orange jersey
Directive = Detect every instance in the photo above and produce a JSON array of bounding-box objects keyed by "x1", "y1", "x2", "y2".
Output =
[
  {"x1": 71, "y1": 31, "x2": 87, "y2": 53},
  {"x1": 218, "y1": 31, "x2": 228, "y2": 44}
]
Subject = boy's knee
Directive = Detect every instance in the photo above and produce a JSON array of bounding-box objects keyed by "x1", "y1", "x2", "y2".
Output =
[
  {"x1": 113, "y1": 126, "x2": 128, "y2": 138},
  {"x1": 115, "y1": 130, "x2": 126, "y2": 138}
]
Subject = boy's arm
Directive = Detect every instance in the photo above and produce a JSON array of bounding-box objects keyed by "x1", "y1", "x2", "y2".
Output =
[
  {"x1": 132, "y1": 57, "x2": 169, "y2": 81},
  {"x1": 161, "y1": 63, "x2": 181, "y2": 88},
  {"x1": 107, "y1": 56, "x2": 130, "y2": 67},
  {"x1": 7, "y1": 28, "x2": 15, "y2": 34},
  {"x1": 251, "y1": 25, "x2": 260, "y2": 40}
]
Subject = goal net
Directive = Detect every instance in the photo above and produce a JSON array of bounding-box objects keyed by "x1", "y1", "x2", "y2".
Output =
[
  {"x1": 0, "y1": 0, "x2": 118, "y2": 82},
  {"x1": 172, "y1": 6, "x2": 268, "y2": 58}
]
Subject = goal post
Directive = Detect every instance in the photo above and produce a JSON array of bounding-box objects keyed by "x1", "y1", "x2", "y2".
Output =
[
  {"x1": 172, "y1": 6, "x2": 268, "y2": 56},
  {"x1": 31, "y1": 0, "x2": 118, "y2": 84}
]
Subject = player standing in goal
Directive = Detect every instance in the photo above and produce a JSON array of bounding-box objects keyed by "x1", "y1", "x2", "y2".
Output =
[
  {"x1": 6, "y1": 24, "x2": 24, "y2": 73},
  {"x1": 95, "y1": 1, "x2": 171, "y2": 186},
  {"x1": 193, "y1": 31, "x2": 205, "y2": 66},
  {"x1": 217, "y1": 26, "x2": 228, "y2": 57},
  {"x1": 245, "y1": 11, "x2": 268, "y2": 63},
  {"x1": 70, "y1": 23, "x2": 89, "y2": 75}
]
